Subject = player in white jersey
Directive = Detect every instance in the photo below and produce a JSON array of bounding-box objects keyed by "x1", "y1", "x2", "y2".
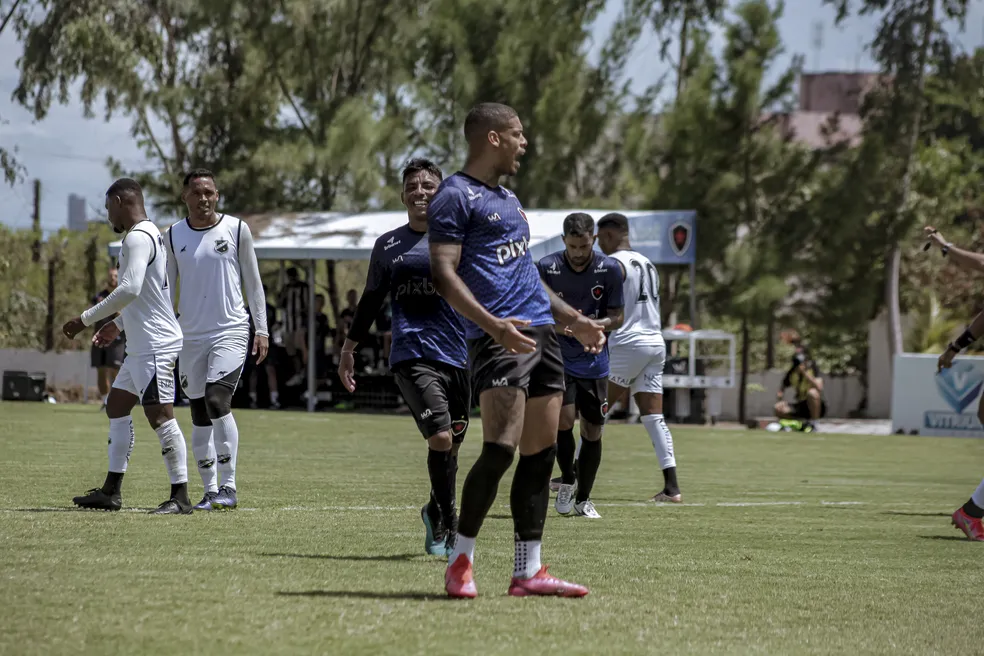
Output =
[
  {"x1": 62, "y1": 178, "x2": 192, "y2": 514},
  {"x1": 597, "y1": 213, "x2": 681, "y2": 503},
  {"x1": 165, "y1": 169, "x2": 268, "y2": 511}
]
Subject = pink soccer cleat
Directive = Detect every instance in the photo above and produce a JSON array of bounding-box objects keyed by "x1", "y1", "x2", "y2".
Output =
[
  {"x1": 952, "y1": 508, "x2": 984, "y2": 541},
  {"x1": 507, "y1": 566, "x2": 589, "y2": 598},
  {"x1": 445, "y1": 554, "x2": 478, "y2": 599}
]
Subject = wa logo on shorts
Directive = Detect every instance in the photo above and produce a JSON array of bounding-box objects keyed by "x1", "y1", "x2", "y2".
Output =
[
  {"x1": 214, "y1": 239, "x2": 229, "y2": 254},
  {"x1": 926, "y1": 361, "x2": 984, "y2": 431}
]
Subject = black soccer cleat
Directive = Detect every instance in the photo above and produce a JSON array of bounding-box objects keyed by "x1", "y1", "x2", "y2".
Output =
[
  {"x1": 73, "y1": 488, "x2": 122, "y2": 511},
  {"x1": 150, "y1": 497, "x2": 193, "y2": 515}
]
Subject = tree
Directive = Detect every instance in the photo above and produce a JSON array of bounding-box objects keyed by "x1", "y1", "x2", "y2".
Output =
[
  {"x1": 0, "y1": 0, "x2": 25, "y2": 185},
  {"x1": 825, "y1": 0, "x2": 971, "y2": 367}
]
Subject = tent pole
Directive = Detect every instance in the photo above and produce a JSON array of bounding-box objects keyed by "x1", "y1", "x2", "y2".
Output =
[
  {"x1": 688, "y1": 259, "x2": 698, "y2": 329},
  {"x1": 306, "y1": 259, "x2": 316, "y2": 412}
]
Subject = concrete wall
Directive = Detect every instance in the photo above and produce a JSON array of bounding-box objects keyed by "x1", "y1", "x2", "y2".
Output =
[{"x1": 0, "y1": 349, "x2": 94, "y2": 388}]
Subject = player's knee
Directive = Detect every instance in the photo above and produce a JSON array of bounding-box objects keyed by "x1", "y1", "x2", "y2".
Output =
[
  {"x1": 189, "y1": 397, "x2": 212, "y2": 426},
  {"x1": 773, "y1": 402, "x2": 786, "y2": 417},
  {"x1": 142, "y1": 403, "x2": 172, "y2": 429},
  {"x1": 427, "y1": 431, "x2": 453, "y2": 452},
  {"x1": 807, "y1": 388, "x2": 820, "y2": 401},
  {"x1": 203, "y1": 383, "x2": 233, "y2": 419},
  {"x1": 476, "y1": 441, "x2": 515, "y2": 476},
  {"x1": 581, "y1": 422, "x2": 603, "y2": 441}
]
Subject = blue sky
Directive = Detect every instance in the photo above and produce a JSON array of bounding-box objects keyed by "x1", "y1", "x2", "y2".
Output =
[{"x1": 1, "y1": 1, "x2": 981, "y2": 232}]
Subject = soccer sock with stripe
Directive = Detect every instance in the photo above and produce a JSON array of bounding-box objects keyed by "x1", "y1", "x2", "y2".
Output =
[
  {"x1": 510, "y1": 444, "x2": 556, "y2": 579},
  {"x1": 103, "y1": 416, "x2": 135, "y2": 495},
  {"x1": 191, "y1": 424, "x2": 218, "y2": 494},
  {"x1": 213, "y1": 413, "x2": 239, "y2": 491},
  {"x1": 156, "y1": 419, "x2": 189, "y2": 503}
]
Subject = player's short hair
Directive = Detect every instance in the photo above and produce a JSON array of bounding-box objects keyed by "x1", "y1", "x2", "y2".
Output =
[
  {"x1": 597, "y1": 212, "x2": 629, "y2": 234},
  {"x1": 315, "y1": 293, "x2": 325, "y2": 301},
  {"x1": 464, "y1": 103, "x2": 519, "y2": 142},
  {"x1": 106, "y1": 178, "x2": 143, "y2": 201},
  {"x1": 286, "y1": 267, "x2": 299, "y2": 279},
  {"x1": 183, "y1": 168, "x2": 215, "y2": 187},
  {"x1": 563, "y1": 213, "x2": 594, "y2": 238},
  {"x1": 401, "y1": 158, "x2": 443, "y2": 184}
]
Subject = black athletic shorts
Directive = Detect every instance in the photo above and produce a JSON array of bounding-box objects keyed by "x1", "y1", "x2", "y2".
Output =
[
  {"x1": 392, "y1": 359, "x2": 471, "y2": 442},
  {"x1": 469, "y1": 324, "x2": 565, "y2": 398},
  {"x1": 90, "y1": 341, "x2": 125, "y2": 369},
  {"x1": 793, "y1": 398, "x2": 827, "y2": 419},
  {"x1": 562, "y1": 373, "x2": 608, "y2": 425}
]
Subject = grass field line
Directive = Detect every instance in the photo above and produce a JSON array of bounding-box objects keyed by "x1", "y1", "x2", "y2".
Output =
[{"x1": 1, "y1": 499, "x2": 955, "y2": 514}]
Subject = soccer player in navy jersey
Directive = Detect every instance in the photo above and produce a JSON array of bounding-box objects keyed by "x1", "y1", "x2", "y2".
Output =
[
  {"x1": 338, "y1": 158, "x2": 470, "y2": 557},
  {"x1": 428, "y1": 102, "x2": 606, "y2": 599},
  {"x1": 538, "y1": 213, "x2": 624, "y2": 519}
]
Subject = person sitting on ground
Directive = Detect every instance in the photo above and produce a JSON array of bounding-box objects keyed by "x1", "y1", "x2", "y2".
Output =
[{"x1": 774, "y1": 345, "x2": 825, "y2": 431}]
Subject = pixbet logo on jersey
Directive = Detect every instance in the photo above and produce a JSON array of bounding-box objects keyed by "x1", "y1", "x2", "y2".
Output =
[
  {"x1": 496, "y1": 236, "x2": 529, "y2": 265},
  {"x1": 395, "y1": 277, "x2": 437, "y2": 299},
  {"x1": 925, "y1": 361, "x2": 984, "y2": 431}
]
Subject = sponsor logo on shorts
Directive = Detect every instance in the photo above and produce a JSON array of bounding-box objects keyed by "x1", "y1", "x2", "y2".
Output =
[
  {"x1": 214, "y1": 239, "x2": 229, "y2": 254},
  {"x1": 609, "y1": 375, "x2": 630, "y2": 386},
  {"x1": 419, "y1": 408, "x2": 433, "y2": 420},
  {"x1": 180, "y1": 373, "x2": 189, "y2": 390},
  {"x1": 491, "y1": 377, "x2": 508, "y2": 387},
  {"x1": 451, "y1": 420, "x2": 468, "y2": 437}
]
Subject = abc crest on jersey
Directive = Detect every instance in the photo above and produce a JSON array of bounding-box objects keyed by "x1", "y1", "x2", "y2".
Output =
[{"x1": 214, "y1": 239, "x2": 229, "y2": 254}]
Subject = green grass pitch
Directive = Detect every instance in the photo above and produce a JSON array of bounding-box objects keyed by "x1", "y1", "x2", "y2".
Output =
[{"x1": 1, "y1": 404, "x2": 982, "y2": 654}]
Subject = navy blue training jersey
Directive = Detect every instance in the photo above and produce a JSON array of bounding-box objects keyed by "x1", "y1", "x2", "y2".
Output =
[
  {"x1": 427, "y1": 172, "x2": 553, "y2": 339},
  {"x1": 538, "y1": 251, "x2": 624, "y2": 378},
  {"x1": 363, "y1": 224, "x2": 468, "y2": 369}
]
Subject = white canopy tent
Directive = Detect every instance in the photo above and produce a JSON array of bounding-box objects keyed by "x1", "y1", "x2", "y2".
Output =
[{"x1": 109, "y1": 208, "x2": 698, "y2": 411}]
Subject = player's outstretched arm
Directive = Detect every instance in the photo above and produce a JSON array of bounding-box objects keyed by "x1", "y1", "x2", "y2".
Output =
[
  {"x1": 540, "y1": 280, "x2": 606, "y2": 354},
  {"x1": 338, "y1": 245, "x2": 391, "y2": 392},
  {"x1": 237, "y1": 223, "x2": 269, "y2": 363},
  {"x1": 164, "y1": 226, "x2": 179, "y2": 311},
  {"x1": 64, "y1": 233, "x2": 151, "y2": 339},
  {"x1": 925, "y1": 226, "x2": 984, "y2": 273},
  {"x1": 938, "y1": 310, "x2": 984, "y2": 372}
]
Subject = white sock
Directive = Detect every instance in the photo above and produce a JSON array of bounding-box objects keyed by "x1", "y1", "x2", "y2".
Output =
[
  {"x1": 972, "y1": 478, "x2": 984, "y2": 508},
  {"x1": 641, "y1": 414, "x2": 676, "y2": 469},
  {"x1": 450, "y1": 535, "x2": 476, "y2": 564},
  {"x1": 213, "y1": 413, "x2": 239, "y2": 490},
  {"x1": 513, "y1": 540, "x2": 542, "y2": 579},
  {"x1": 270, "y1": 391, "x2": 279, "y2": 404},
  {"x1": 102, "y1": 393, "x2": 108, "y2": 404},
  {"x1": 155, "y1": 418, "x2": 188, "y2": 485},
  {"x1": 107, "y1": 416, "x2": 134, "y2": 473},
  {"x1": 191, "y1": 425, "x2": 218, "y2": 493}
]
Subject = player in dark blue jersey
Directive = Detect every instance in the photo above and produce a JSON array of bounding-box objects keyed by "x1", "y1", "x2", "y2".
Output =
[
  {"x1": 338, "y1": 158, "x2": 470, "y2": 557},
  {"x1": 538, "y1": 213, "x2": 624, "y2": 519},
  {"x1": 428, "y1": 102, "x2": 605, "y2": 599}
]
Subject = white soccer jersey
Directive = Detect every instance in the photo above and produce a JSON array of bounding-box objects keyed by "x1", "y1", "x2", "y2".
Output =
[
  {"x1": 608, "y1": 249, "x2": 664, "y2": 348},
  {"x1": 165, "y1": 215, "x2": 268, "y2": 340},
  {"x1": 81, "y1": 220, "x2": 182, "y2": 355}
]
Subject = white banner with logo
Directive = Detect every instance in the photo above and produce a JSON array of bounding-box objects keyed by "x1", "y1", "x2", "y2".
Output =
[{"x1": 891, "y1": 353, "x2": 984, "y2": 437}]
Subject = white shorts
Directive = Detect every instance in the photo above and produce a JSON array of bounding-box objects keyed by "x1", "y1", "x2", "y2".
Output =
[
  {"x1": 179, "y1": 331, "x2": 249, "y2": 399},
  {"x1": 608, "y1": 342, "x2": 666, "y2": 395},
  {"x1": 113, "y1": 351, "x2": 178, "y2": 405}
]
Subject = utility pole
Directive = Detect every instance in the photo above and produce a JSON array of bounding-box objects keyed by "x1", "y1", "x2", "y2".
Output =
[
  {"x1": 31, "y1": 179, "x2": 41, "y2": 263},
  {"x1": 45, "y1": 247, "x2": 57, "y2": 351}
]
